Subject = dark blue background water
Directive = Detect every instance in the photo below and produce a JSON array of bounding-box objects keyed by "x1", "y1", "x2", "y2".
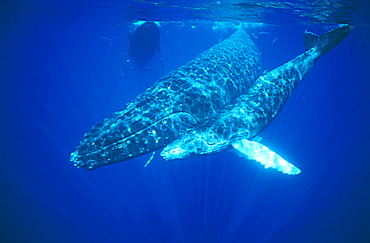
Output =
[{"x1": 1, "y1": 1, "x2": 370, "y2": 242}]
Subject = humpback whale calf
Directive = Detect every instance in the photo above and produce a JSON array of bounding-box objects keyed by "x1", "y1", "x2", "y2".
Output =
[
  {"x1": 161, "y1": 25, "x2": 352, "y2": 175},
  {"x1": 71, "y1": 26, "x2": 261, "y2": 170}
]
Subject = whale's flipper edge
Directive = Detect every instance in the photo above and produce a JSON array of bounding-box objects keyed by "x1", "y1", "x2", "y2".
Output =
[{"x1": 232, "y1": 139, "x2": 301, "y2": 175}]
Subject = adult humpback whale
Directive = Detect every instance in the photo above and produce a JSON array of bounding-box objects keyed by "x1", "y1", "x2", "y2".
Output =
[
  {"x1": 161, "y1": 25, "x2": 352, "y2": 175},
  {"x1": 71, "y1": 26, "x2": 261, "y2": 170}
]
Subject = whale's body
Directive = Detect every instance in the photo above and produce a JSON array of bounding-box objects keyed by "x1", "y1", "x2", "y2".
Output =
[
  {"x1": 161, "y1": 25, "x2": 352, "y2": 175},
  {"x1": 71, "y1": 27, "x2": 261, "y2": 170}
]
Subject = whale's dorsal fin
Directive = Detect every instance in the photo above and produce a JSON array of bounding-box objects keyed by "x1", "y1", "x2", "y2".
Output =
[
  {"x1": 232, "y1": 139, "x2": 301, "y2": 175},
  {"x1": 304, "y1": 31, "x2": 319, "y2": 51},
  {"x1": 304, "y1": 25, "x2": 353, "y2": 53}
]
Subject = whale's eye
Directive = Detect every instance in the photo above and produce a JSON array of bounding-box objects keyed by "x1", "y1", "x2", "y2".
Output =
[{"x1": 207, "y1": 139, "x2": 215, "y2": 145}]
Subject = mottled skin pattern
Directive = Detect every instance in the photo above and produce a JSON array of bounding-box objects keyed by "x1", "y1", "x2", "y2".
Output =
[
  {"x1": 161, "y1": 26, "x2": 352, "y2": 160},
  {"x1": 71, "y1": 27, "x2": 261, "y2": 169}
]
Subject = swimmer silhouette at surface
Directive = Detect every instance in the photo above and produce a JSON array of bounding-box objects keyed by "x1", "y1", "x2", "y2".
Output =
[{"x1": 122, "y1": 21, "x2": 164, "y2": 76}]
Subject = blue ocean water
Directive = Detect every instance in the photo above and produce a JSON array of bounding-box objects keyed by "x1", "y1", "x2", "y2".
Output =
[{"x1": 1, "y1": 1, "x2": 370, "y2": 242}]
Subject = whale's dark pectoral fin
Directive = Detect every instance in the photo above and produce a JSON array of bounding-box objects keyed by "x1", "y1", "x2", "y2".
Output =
[{"x1": 232, "y1": 139, "x2": 301, "y2": 175}]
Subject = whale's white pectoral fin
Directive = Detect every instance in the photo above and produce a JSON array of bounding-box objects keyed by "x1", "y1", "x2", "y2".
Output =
[{"x1": 232, "y1": 139, "x2": 301, "y2": 175}]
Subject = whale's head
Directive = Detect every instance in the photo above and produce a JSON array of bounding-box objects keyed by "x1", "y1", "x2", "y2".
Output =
[{"x1": 161, "y1": 127, "x2": 229, "y2": 161}]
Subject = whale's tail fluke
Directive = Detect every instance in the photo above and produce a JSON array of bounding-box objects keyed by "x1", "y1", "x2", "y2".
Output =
[{"x1": 304, "y1": 25, "x2": 353, "y2": 55}]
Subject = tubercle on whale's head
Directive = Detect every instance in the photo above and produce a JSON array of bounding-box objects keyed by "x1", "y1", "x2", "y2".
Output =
[{"x1": 161, "y1": 129, "x2": 228, "y2": 161}]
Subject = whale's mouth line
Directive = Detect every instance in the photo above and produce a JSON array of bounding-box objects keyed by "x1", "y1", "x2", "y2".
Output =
[
  {"x1": 76, "y1": 111, "x2": 198, "y2": 157},
  {"x1": 162, "y1": 135, "x2": 231, "y2": 160}
]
